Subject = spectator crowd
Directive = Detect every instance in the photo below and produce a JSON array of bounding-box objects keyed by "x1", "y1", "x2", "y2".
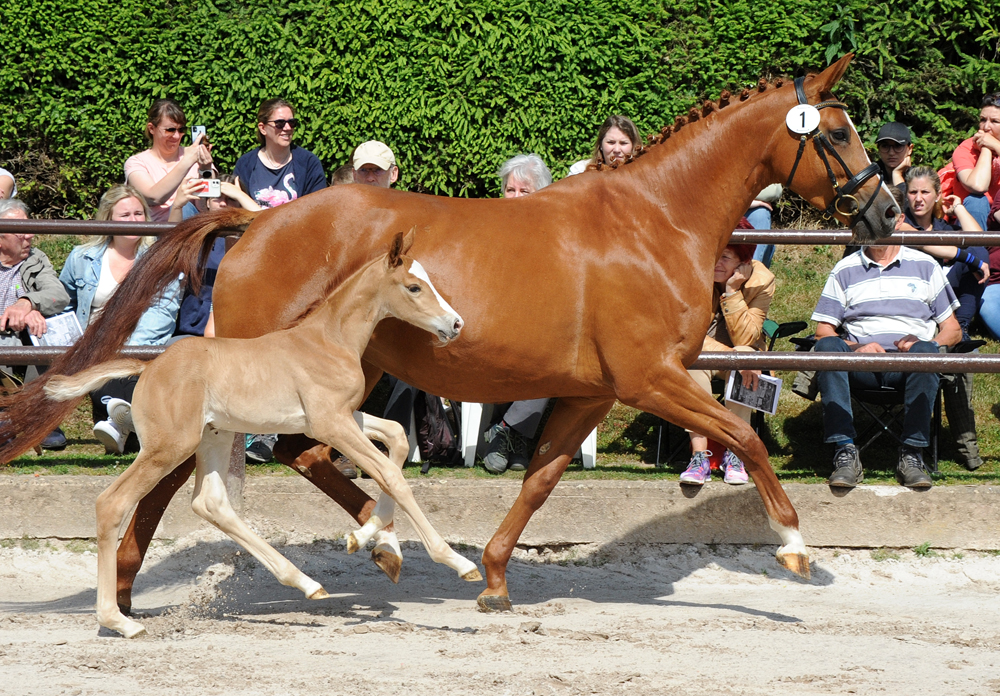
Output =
[{"x1": 1, "y1": 90, "x2": 999, "y2": 490}]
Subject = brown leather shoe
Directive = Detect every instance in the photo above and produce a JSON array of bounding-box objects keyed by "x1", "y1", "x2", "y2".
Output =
[{"x1": 333, "y1": 454, "x2": 358, "y2": 479}]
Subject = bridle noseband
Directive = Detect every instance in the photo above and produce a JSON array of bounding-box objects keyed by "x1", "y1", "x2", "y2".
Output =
[{"x1": 785, "y1": 76, "x2": 883, "y2": 223}]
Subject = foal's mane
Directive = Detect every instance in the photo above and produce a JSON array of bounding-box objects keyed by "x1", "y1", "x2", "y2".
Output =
[
  {"x1": 284, "y1": 252, "x2": 384, "y2": 328},
  {"x1": 590, "y1": 75, "x2": 797, "y2": 172}
]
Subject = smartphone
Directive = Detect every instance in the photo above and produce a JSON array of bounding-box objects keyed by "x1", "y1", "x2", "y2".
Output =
[
  {"x1": 195, "y1": 179, "x2": 221, "y2": 198},
  {"x1": 191, "y1": 125, "x2": 206, "y2": 143}
]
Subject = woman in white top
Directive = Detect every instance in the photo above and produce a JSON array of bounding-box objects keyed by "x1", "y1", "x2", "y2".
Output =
[
  {"x1": 124, "y1": 99, "x2": 213, "y2": 222},
  {"x1": 60, "y1": 185, "x2": 180, "y2": 453},
  {"x1": 0, "y1": 167, "x2": 16, "y2": 199}
]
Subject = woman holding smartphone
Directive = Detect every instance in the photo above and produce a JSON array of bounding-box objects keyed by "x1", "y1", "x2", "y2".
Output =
[
  {"x1": 233, "y1": 98, "x2": 326, "y2": 208},
  {"x1": 124, "y1": 99, "x2": 214, "y2": 222}
]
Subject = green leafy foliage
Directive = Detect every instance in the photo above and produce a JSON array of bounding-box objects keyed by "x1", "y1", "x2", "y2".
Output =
[{"x1": 1, "y1": 0, "x2": 998, "y2": 217}]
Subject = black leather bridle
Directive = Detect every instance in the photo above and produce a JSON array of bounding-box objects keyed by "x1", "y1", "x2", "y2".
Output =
[{"x1": 785, "y1": 76, "x2": 884, "y2": 226}]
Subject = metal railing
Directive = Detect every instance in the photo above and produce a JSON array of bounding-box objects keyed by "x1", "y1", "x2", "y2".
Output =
[{"x1": 1, "y1": 220, "x2": 997, "y2": 373}]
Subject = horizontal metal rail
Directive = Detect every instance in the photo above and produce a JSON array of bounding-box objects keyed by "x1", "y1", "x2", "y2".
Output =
[
  {"x1": 1, "y1": 347, "x2": 997, "y2": 373},
  {"x1": 2, "y1": 219, "x2": 1000, "y2": 246}
]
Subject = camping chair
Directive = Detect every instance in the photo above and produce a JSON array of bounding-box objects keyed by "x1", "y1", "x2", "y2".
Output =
[
  {"x1": 656, "y1": 319, "x2": 808, "y2": 466},
  {"x1": 789, "y1": 335, "x2": 984, "y2": 474}
]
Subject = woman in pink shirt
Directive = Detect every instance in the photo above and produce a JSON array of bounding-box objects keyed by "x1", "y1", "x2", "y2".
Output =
[
  {"x1": 124, "y1": 99, "x2": 214, "y2": 222},
  {"x1": 951, "y1": 92, "x2": 1000, "y2": 230}
]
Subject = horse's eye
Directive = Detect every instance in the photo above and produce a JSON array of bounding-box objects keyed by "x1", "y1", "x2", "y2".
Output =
[
  {"x1": 830, "y1": 128, "x2": 849, "y2": 144},
  {"x1": 408, "y1": 285, "x2": 421, "y2": 294}
]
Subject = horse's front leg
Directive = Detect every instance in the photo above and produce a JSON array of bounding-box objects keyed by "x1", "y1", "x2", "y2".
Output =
[
  {"x1": 619, "y1": 360, "x2": 809, "y2": 579},
  {"x1": 478, "y1": 396, "x2": 616, "y2": 612}
]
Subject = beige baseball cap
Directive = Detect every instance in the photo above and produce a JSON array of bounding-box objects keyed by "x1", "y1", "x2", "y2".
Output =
[{"x1": 353, "y1": 140, "x2": 396, "y2": 170}]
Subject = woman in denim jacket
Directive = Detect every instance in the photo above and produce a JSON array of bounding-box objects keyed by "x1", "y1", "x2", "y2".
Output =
[{"x1": 60, "y1": 184, "x2": 180, "y2": 453}]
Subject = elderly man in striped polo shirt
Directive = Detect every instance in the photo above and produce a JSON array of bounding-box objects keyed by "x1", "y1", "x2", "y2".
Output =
[{"x1": 812, "y1": 243, "x2": 962, "y2": 489}]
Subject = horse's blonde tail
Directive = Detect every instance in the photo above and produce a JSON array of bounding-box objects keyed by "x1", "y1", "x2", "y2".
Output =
[{"x1": 43, "y1": 359, "x2": 147, "y2": 402}]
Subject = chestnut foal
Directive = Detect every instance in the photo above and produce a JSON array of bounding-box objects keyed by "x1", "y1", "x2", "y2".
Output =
[{"x1": 44, "y1": 231, "x2": 480, "y2": 638}]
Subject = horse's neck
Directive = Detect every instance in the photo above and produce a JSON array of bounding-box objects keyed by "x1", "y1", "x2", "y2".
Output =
[
  {"x1": 300, "y1": 261, "x2": 386, "y2": 355},
  {"x1": 623, "y1": 90, "x2": 790, "y2": 234}
]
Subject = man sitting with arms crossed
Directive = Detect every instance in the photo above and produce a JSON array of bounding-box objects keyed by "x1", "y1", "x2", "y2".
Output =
[
  {"x1": 812, "y1": 242, "x2": 961, "y2": 489},
  {"x1": 0, "y1": 199, "x2": 72, "y2": 449}
]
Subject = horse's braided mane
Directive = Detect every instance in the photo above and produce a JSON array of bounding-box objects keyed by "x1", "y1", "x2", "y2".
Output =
[{"x1": 589, "y1": 75, "x2": 790, "y2": 172}]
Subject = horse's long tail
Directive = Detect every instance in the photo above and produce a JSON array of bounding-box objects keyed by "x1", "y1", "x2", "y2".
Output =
[
  {"x1": 43, "y1": 359, "x2": 147, "y2": 402},
  {"x1": 0, "y1": 207, "x2": 259, "y2": 463}
]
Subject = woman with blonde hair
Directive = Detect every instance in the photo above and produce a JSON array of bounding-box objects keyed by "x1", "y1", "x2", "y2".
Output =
[{"x1": 59, "y1": 184, "x2": 180, "y2": 453}]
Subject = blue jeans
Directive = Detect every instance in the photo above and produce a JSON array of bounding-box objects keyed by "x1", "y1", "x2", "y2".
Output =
[
  {"x1": 746, "y1": 207, "x2": 774, "y2": 267},
  {"x1": 962, "y1": 193, "x2": 990, "y2": 231},
  {"x1": 979, "y1": 283, "x2": 1000, "y2": 339},
  {"x1": 815, "y1": 336, "x2": 939, "y2": 449}
]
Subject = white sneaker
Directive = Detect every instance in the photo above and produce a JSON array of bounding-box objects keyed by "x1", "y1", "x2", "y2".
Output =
[
  {"x1": 93, "y1": 420, "x2": 125, "y2": 454},
  {"x1": 107, "y1": 398, "x2": 134, "y2": 437}
]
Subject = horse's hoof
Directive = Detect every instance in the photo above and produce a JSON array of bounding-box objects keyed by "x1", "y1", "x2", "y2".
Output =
[
  {"x1": 372, "y1": 547, "x2": 402, "y2": 584},
  {"x1": 120, "y1": 620, "x2": 147, "y2": 639},
  {"x1": 461, "y1": 568, "x2": 483, "y2": 582},
  {"x1": 308, "y1": 587, "x2": 331, "y2": 600},
  {"x1": 346, "y1": 533, "x2": 360, "y2": 555},
  {"x1": 777, "y1": 551, "x2": 811, "y2": 580},
  {"x1": 476, "y1": 593, "x2": 513, "y2": 613}
]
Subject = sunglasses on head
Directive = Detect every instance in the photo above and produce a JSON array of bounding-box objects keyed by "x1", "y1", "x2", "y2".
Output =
[{"x1": 266, "y1": 118, "x2": 299, "y2": 130}]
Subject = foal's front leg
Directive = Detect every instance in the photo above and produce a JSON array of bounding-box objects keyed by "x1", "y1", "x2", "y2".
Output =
[
  {"x1": 191, "y1": 429, "x2": 329, "y2": 600},
  {"x1": 318, "y1": 415, "x2": 482, "y2": 582},
  {"x1": 344, "y1": 412, "x2": 407, "y2": 582}
]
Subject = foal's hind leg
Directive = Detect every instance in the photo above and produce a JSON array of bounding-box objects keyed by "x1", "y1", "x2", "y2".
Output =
[
  {"x1": 619, "y1": 360, "x2": 809, "y2": 579},
  {"x1": 191, "y1": 429, "x2": 329, "y2": 600}
]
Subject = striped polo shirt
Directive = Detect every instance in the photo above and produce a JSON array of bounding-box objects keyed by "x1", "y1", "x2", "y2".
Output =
[{"x1": 812, "y1": 246, "x2": 958, "y2": 351}]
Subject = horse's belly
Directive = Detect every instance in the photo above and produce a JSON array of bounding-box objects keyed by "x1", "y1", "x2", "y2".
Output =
[{"x1": 204, "y1": 398, "x2": 310, "y2": 437}]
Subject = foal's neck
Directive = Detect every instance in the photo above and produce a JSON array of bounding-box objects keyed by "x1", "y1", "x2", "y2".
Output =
[{"x1": 300, "y1": 260, "x2": 388, "y2": 355}]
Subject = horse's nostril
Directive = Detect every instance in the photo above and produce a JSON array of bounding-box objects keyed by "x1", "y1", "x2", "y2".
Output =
[{"x1": 454, "y1": 318, "x2": 463, "y2": 332}]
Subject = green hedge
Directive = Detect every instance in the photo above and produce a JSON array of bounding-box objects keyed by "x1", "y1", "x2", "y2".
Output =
[{"x1": 1, "y1": 0, "x2": 998, "y2": 217}]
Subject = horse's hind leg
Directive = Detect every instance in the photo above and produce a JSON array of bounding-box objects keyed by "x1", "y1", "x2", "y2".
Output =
[
  {"x1": 116, "y1": 455, "x2": 197, "y2": 614},
  {"x1": 477, "y1": 396, "x2": 615, "y2": 612},
  {"x1": 191, "y1": 429, "x2": 328, "y2": 600},
  {"x1": 97, "y1": 447, "x2": 196, "y2": 638},
  {"x1": 620, "y1": 361, "x2": 809, "y2": 579}
]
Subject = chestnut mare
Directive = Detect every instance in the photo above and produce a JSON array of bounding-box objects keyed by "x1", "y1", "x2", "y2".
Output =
[{"x1": 0, "y1": 55, "x2": 896, "y2": 613}]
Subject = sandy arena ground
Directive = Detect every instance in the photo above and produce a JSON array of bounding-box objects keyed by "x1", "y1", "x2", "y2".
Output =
[{"x1": 2, "y1": 528, "x2": 999, "y2": 696}]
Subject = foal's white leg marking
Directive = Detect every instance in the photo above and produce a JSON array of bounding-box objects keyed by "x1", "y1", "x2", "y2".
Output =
[{"x1": 191, "y1": 429, "x2": 328, "y2": 600}]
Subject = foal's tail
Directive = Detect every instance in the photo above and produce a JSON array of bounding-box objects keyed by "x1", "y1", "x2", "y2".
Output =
[
  {"x1": 43, "y1": 359, "x2": 148, "y2": 402},
  {"x1": 0, "y1": 207, "x2": 259, "y2": 463}
]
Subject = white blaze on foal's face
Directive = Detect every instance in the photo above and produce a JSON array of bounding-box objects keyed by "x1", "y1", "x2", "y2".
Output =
[{"x1": 403, "y1": 259, "x2": 463, "y2": 342}]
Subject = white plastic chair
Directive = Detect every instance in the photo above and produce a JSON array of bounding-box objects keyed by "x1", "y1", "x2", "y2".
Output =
[{"x1": 460, "y1": 402, "x2": 597, "y2": 469}]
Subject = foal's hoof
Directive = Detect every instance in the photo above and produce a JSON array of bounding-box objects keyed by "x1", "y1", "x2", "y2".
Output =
[
  {"x1": 461, "y1": 568, "x2": 483, "y2": 582},
  {"x1": 308, "y1": 587, "x2": 331, "y2": 600},
  {"x1": 372, "y1": 547, "x2": 402, "y2": 584},
  {"x1": 776, "y1": 551, "x2": 811, "y2": 580},
  {"x1": 346, "y1": 533, "x2": 361, "y2": 555},
  {"x1": 476, "y1": 593, "x2": 513, "y2": 613}
]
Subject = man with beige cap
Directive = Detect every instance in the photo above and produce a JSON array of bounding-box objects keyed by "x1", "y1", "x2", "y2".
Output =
[{"x1": 352, "y1": 140, "x2": 399, "y2": 188}]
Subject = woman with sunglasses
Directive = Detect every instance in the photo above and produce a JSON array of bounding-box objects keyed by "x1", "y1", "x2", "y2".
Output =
[
  {"x1": 233, "y1": 98, "x2": 327, "y2": 208},
  {"x1": 124, "y1": 99, "x2": 213, "y2": 222}
]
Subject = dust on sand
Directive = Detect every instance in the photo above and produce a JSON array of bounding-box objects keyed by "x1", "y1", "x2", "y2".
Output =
[{"x1": 2, "y1": 529, "x2": 999, "y2": 696}]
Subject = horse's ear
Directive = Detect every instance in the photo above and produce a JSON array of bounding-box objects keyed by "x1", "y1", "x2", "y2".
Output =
[
  {"x1": 400, "y1": 226, "x2": 416, "y2": 256},
  {"x1": 810, "y1": 53, "x2": 854, "y2": 95},
  {"x1": 388, "y1": 232, "x2": 404, "y2": 268}
]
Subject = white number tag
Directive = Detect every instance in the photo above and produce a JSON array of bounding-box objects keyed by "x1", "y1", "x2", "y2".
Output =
[{"x1": 786, "y1": 104, "x2": 821, "y2": 134}]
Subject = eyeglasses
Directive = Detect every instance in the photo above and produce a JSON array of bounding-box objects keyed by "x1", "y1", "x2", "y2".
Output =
[
  {"x1": 877, "y1": 141, "x2": 907, "y2": 152},
  {"x1": 160, "y1": 127, "x2": 184, "y2": 134},
  {"x1": 265, "y1": 118, "x2": 299, "y2": 130}
]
